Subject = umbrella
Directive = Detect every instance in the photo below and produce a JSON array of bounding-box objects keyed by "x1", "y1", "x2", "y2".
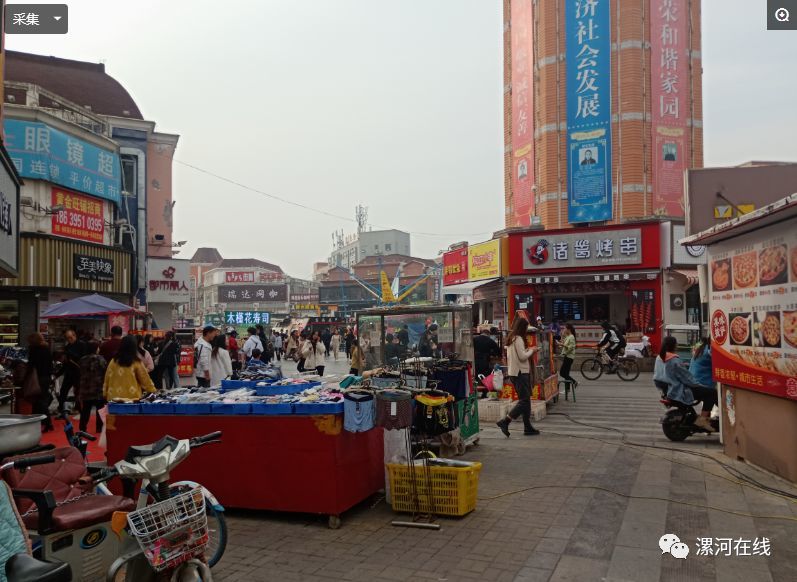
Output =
[{"x1": 41, "y1": 293, "x2": 145, "y2": 319}]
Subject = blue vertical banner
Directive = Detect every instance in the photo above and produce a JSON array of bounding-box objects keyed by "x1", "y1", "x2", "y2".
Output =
[{"x1": 566, "y1": 0, "x2": 613, "y2": 223}]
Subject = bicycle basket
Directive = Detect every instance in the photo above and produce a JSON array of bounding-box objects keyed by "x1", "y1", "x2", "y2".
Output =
[{"x1": 126, "y1": 486, "x2": 209, "y2": 571}]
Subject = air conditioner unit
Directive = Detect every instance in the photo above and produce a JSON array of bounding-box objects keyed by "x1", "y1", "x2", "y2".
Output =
[{"x1": 530, "y1": 216, "x2": 543, "y2": 226}]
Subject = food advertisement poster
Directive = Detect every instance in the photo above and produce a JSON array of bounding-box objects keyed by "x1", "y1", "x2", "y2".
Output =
[
  {"x1": 708, "y1": 222, "x2": 797, "y2": 400},
  {"x1": 468, "y1": 240, "x2": 501, "y2": 282}
]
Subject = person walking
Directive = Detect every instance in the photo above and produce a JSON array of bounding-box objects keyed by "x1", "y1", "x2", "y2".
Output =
[
  {"x1": 227, "y1": 329, "x2": 242, "y2": 372},
  {"x1": 349, "y1": 339, "x2": 364, "y2": 376},
  {"x1": 272, "y1": 330, "x2": 283, "y2": 361},
  {"x1": 661, "y1": 336, "x2": 716, "y2": 432},
  {"x1": 256, "y1": 325, "x2": 270, "y2": 363},
  {"x1": 557, "y1": 324, "x2": 578, "y2": 400},
  {"x1": 99, "y1": 326, "x2": 124, "y2": 361},
  {"x1": 296, "y1": 332, "x2": 308, "y2": 372},
  {"x1": 59, "y1": 329, "x2": 86, "y2": 414},
  {"x1": 330, "y1": 329, "x2": 341, "y2": 361},
  {"x1": 496, "y1": 317, "x2": 540, "y2": 437},
  {"x1": 242, "y1": 327, "x2": 263, "y2": 361},
  {"x1": 77, "y1": 341, "x2": 107, "y2": 433},
  {"x1": 321, "y1": 327, "x2": 332, "y2": 359},
  {"x1": 136, "y1": 335, "x2": 155, "y2": 373},
  {"x1": 397, "y1": 324, "x2": 409, "y2": 349},
  {"x1": 24, "y1": 333, "x2": 54, "y2": 431},
  {"x1": 103, "y1": 335, "x2": 156, "y2": 401},
  {"x1": 210, "y1": 333, "x2": 233, "y2": 386},
  {"x1": 194, "y1": 326, "x2": 217, "y2": 388},
  {"x1": 302, "y1": 331, "x2": 327, "y2": 376},
  {"x1": 285, "y1": 330, "x2": 298, "y2": 361},
  {"x1": 159, "y1": 331, "x2": 181, "y2": 389}
]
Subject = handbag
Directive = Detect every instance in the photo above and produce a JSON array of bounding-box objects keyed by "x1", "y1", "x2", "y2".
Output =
[{"x1": 22, "y1": 367, "x2": 42, "y2": 399}]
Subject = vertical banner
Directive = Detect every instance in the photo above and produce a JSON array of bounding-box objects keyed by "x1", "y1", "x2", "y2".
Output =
[
  {"x1": 511, "y1": 0, "x2": 534, "y2": 226},
  {"x1": 651, "y1": 0, "x2": 688, "y2": 216},
  {"x1": 566, "y1": 0, "x2": 613, "y2": 223}
]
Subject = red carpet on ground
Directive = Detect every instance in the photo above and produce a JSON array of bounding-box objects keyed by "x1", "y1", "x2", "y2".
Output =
[{"x1": 39, "y1": 414, "x2": 107, "y2": 463}]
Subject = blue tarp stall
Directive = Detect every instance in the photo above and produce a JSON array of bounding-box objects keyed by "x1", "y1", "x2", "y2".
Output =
[{"x1": 41, "y1": 293, "x2": 143, "y2": 319}]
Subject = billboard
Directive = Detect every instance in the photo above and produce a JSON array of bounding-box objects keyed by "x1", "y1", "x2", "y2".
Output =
[
  {"x1": 51, "y1": 188, "x2": 105, "y2": 244},
  {"x1": 218, "y1": 284, "x2": 287, "y2": 303},
  {"x1": 566, "y1": 0, "x2": 612, "y2": 223},
  {"x1": 708, "y1": 222, "x2": 797, "y2": 400},
  {"x1": 651, "y1": 0, "x2": 688, "y2": 217},
  {"x1": 226, "y1": 271, "x2": 254, "y2": 283},
  {"x1": 3, "y1": 119, "x2": 122, "y2": 204},
  {"x1": 443, "y1": 248, "x2": 468, "y2": 286},
  {"x1": 510, "y1": 0, "x2": 535, "y2": 226},
  {"x1": 146, "y1": 258, "x2": 190, "y2": 303},
  {"x1": 468, "y1": 240, "x2": 501, "y2": 282},
  {"x1": 521, "y1": 228, "x2": 643, "y2": 270}
]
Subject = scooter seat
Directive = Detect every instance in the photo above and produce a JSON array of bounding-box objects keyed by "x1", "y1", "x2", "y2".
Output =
[
  {"x1": 22, "y1": 493, "x2": 135, "y2": 533},
  {"x1": 5, "y1": 553, "x2": 72, "y2": 582}
]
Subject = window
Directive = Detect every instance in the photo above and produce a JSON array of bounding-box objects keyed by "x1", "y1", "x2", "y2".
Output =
[
  {"x1": 374, "y1": 245, "x2": 379, "y2": 251},
  {"x1": 385, "y1": 244, "x2": 392, "y2": 251},
  {"x1": 0, "y1": 300, "x2": 20, "y2": 347}
]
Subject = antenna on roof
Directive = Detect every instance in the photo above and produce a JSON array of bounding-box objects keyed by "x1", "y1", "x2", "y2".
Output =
[{"x1": 356, "y1": 205, "x2": 368, "y2": 234}]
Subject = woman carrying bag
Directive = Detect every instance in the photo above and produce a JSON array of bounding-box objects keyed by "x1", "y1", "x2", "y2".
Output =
[{"x1": 496, "y1": 317, "x2": 540, "y2": 437}]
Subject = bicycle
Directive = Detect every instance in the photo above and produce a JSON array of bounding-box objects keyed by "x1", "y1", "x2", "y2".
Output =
[{"x1": 580, "y1": 350, "x2": 640, "y2": 381}]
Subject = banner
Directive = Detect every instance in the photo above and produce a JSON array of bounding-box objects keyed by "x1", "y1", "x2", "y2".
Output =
[
  {"x1": 225, "y1": 271, "x2": 254, "y2": 283},
  {"x1": 4, "y1": 119, "x2": 122, "y2": 204},
  {"x1": 443, "y1": 248, "x2": 468, "y2": 286},
  {"x1": 51, "y1": 188, "x2": 105, "y2": 243},
  {"x1": 708, "y1": 221, "x2": 797, "y2": 400},
  {"x1": 510, "y1": 0, "x2": 534, "y2": 226},
  {"x1": 651, "y1": 0, "x2": 688, "y2": 216},
  {"x1": 468, "y1": 240, "x2": 501, "y2": 282},
  {"x1": 566, "y1": 0, "x2": 612, "y2": 223}
]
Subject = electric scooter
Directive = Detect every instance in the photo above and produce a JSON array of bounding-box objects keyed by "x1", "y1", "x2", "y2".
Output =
[{"x1": 657, "y1": 384, "x2": 719, "y2": 441}]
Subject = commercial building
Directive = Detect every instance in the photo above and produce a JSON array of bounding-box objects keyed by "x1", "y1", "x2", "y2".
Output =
[{"x1": 329, "y1": 229, "x2": 411, "y2": 270}]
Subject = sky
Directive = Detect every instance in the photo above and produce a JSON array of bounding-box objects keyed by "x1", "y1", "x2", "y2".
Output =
[{"x1": 6, "y1": 0, "x2": 797, "y2": 278}]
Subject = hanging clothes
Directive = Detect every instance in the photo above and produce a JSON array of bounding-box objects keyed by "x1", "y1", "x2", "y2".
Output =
[
  {"x1": 376, "y1": 389, "x2": 413, "y2": 430},
  {"x1": 343, "y1": 391, "x2": 376, "y2": 433},
  {"x1": 413, "y1": 392, "x2": 458, "y2": 436}
]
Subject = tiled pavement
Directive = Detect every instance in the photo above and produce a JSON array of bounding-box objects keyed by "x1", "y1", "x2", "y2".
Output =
[{"x1": 213, "y1": 361, "x2": 797, "y2": 582}]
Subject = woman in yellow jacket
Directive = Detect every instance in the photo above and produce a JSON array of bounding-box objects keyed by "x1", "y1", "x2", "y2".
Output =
[{"x1": 104, "y1": 335, "x2": 156, "y2": 401}]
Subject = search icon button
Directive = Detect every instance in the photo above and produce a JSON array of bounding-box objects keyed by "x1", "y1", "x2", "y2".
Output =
[{"x1": 775, "y1": 7, "x2": 790, "y2": 21}]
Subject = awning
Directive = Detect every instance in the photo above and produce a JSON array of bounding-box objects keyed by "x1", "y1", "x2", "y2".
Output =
[
  {"x1": 41, "y1": 293, "x2": 145, "y2": 319},
  {"x1": 442, "y1": 278, "x2": 499, "y2": 295},
  {"x1": 670, "y1": 269, "x2": 699, "y2": 286},
  {"x1": 508, "y1": 271, "x2": 660, "y2": 285}
]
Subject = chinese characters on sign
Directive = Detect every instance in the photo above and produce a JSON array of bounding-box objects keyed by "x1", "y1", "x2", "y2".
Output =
[
  {"x1": 225, "y1": 271, "x2": 254, "y2": 283},
  {"x1": 510, "y1": 0, "x2": 535, "y2": 226},
  {"x1": 224, "y1": 311, "x2": 270, "y2": 326},
  {"x1": 651, "y1": 0, "x2": 688, "y2": 217},
  {"x1": 3, "y1": 120, "x2": 122, "y2": 204},
  {"x1": 290, "y1": 294, "x2": 319, "y2": 302},
  {"x1": 293, "y1": 304, "x2": 319, "y2": 311},
  {"x1": 695, "y1": 538, "x2": 771, "y2": 557},
  {"x1": 566, "y1": 0, "x2": 613, "y2": 223},
  {"x1": 443, "y1": 248, "x2": 469, "y2": 286},
  {"x1": 51, "y1": 188, "x2": 104, "y2": 243},
  {"x1": 468, "y1": 240, "x2": 501, "y2": 282},
  {"x1": 73, "y1": 253, "x2": 114, "y2": 282},
  {"x1": 521, "y1": 229, "x2": 642, "y2": 270},
  {"x1": 146, "y1": 259, "x2": 190, "y2": 303},
  {"x1": 217, "y1": 285, "x2": 288, "y2": 303},
  {"x1": 259, "y1": 271, "x2": 283, "y2": 282}
]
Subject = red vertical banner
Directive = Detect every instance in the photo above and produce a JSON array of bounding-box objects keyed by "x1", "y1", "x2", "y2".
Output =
[
  {"x1": 511, "y1": 0, "x2": 534, "y2": 227},
  {"x1": 651, "y1": 0, "x2": 688, "y2": 217}
]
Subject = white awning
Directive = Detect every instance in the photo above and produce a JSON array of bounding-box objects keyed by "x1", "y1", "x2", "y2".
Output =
[{"x1": 442, "y1": 278, "x2": 499, "y2": 295}]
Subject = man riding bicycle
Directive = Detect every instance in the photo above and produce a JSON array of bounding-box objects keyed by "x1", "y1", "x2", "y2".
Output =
[{"x1": 597, "y1": 322, "x2": 624, "y2": 371}]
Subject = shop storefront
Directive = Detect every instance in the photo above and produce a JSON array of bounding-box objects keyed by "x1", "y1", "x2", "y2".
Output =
[
  {"x1": 507, "y1": 223, "x2": 664, "y2": 348},
  {"x1": 0, "y1": 147, "x2": 22, "y2": 347}
]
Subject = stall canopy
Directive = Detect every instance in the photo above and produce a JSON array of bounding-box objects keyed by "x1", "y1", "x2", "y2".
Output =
[
  {"x1": 41, "y1": 293, "x2": 143, "y2": 319},
  {"x1": 442, "y1": 278, "x2": 499, "y2": 295}
]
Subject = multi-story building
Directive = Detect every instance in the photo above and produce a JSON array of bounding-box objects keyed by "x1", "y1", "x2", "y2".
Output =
[
  {"x1": 0, "y1": 51, "x2": 183, "y2": 340},
  {"x1": 329, "y1": 229, "x2": 411, "y2": 270},
  {"x1": 501, "y1": 0, "x2": 704, "y2": 350}
]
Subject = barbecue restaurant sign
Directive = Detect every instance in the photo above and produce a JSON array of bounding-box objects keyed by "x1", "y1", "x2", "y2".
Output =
[
  {"x1": 468, "y1": 240, "x2": 501, "y2": 282},
  {"x1": 146, "y1": 258, "x2": 190, "y2": 303}
]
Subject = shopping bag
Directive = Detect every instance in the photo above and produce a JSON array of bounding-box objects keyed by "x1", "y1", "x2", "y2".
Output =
[
  {"x1": 478, "y1": 372, "x2": 495, "y2": 391},
  {"x1": 22, "y1": 368, "x2": 42, "y2": 399}
]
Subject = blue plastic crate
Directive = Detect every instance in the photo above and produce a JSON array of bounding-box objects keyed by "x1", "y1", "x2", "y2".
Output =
[
  {"x1": 292, "y1": 401, "x2": 344, "y2": 415},
  {"x1": 254, "y1": 383, "x2": 314, "y2": 396},
  {"x1": 107, "y1": 403, "x2": 141, "y2": 415},
  {"x1": 174, "y1": 403, "x2": 212, "y2": 415},
  {"x1": 140, "y1": 402, "x2": 176, "y2": 415},
  {"x1": 250, "y1": 402, "x2": 294, "y2": 415},
  {"x1": 210, "y1": 402, "x2": 252, "y2": 415}
]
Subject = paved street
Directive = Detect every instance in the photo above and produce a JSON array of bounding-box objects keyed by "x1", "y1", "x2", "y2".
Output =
[{"x1": 213, "y1": 362, "x2": 797, "y2": 582}]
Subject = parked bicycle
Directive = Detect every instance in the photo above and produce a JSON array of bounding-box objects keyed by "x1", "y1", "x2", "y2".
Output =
[{"x1": 580, "y1": 351, "x2": 640, "y2": 381}]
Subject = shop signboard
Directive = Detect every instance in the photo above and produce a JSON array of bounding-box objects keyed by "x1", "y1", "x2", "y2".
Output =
[
  {"x1": 178, "y1": 347, "x2": 194, "y2": 377},
  {"x1": 468, "y1": 240, "x2": 501, "y2": 282},
  {"x1": 672, "y1": 224, "x2": 706, "y2": 265},
  {"x1": 225, "y1": 311, "x2": 270, "y2": 326},
  {"x1": 73, "y1": 253, "x2": 114, "y2": 282},
  {"x1": 225, "y1": 271, "x2": 254, "y2": 283},
  {"x1": 0, "y1": 157, "x2": 18, "y2": 277},
  {"x1": 290, "y1": 293, "x2": 319, "y2": 302},
  {"x1": 259, "y1": 271, "x2": 284, "y2": 282},
  {"x1": 566, "y1": 0, "x2": 613, "y2": 223},
  {"x1": 521, "y1": 228, "x2": 642, "y2": 270},
  {"x1": 443, "y1": 248, "x2": 468, "y2": 286},
  {"x1": 147, "y1": 258, "x2": 190, "y2": 303},
  {"x1": 651, "y1": 0, "x2": 688, "y2": 217},
  {"x1": 4, "y1": 119, "x2": 122, "y2": 204},
  {"x1": 708, "y1": 222, "x2": 797, "y2": 400},
  {"x1": 203, "y1": 313, "x2": 224, "y2": 327},
  {"x1": 218, "y1": 284, "x2": 287, "y2": 303},
  {"x1": 510, "y1": 0, "x2": 535, "y2": 227},
  {"x1": 51, "y1": 187, "x2": 105, "y2": 244}
]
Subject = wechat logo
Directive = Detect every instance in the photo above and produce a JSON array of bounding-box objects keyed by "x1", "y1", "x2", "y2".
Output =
[{"x1": 660, "y1": 534, "x2": 690, "y2": 559}]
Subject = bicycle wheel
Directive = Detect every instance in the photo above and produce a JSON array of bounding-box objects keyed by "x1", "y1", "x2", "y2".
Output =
[
  {"x1": 580, "y1": 358, "x2": 604, "y2": 380},
  {"x1": 617, "y1": 358, "x2": 640, "y2": 381},
  {"x1": 168, "y1": 484, "x2": 228, "y2": 567}
]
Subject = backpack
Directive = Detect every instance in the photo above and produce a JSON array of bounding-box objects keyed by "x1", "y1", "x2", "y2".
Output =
[
  {"x1": 193, "y1": 344, "x2": 203, "y2": 367},
  {"x1": 615, "y1": 330, "x2": 627, "y2": 349}
]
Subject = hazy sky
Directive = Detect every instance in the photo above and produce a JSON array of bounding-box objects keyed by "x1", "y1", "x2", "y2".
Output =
[{"x1": 7, "y1": 0, "x2": 796, "y2": 278}]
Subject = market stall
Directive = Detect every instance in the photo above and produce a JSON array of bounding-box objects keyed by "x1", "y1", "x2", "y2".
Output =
[
  {"x1": 682, "y1": 194, "x2": 797, "y2": 482},
  {"x1": 40, "y1": 293, "x2": 145, "y2": 347}
]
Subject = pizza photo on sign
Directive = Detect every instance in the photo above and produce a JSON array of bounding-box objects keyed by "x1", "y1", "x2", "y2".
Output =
[
  {"x1": 729, "y1": 313, "x2": 752, "y2": 346},
  {"x1": 758, "y1": 245, "x2": 788, "y2": 286},
  {"x1": 784, "y1": 310, "x2": 797, "y2": 349},
  {"x1": 754, "y1": 311, "x2": 781, "y2": 349},
  {"x1": 791, "y1": 246, "x2": 797, "y2": 282},
  {"x1": 732, "y1": 252, "x2": 757, "y2": 289},
  {"x1": 711, "y1": 258, "x2": 732, "y2": 292}
]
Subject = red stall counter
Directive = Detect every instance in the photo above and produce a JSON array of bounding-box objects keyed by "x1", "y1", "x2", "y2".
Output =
[{"x1": 105, "y1": 414, "x2": 384, "y2": 524}]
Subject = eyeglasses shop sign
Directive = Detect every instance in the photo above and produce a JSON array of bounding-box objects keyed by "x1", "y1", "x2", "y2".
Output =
[{"x1": 522, "y1": 228, "x2": 643, "y2": 270}]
